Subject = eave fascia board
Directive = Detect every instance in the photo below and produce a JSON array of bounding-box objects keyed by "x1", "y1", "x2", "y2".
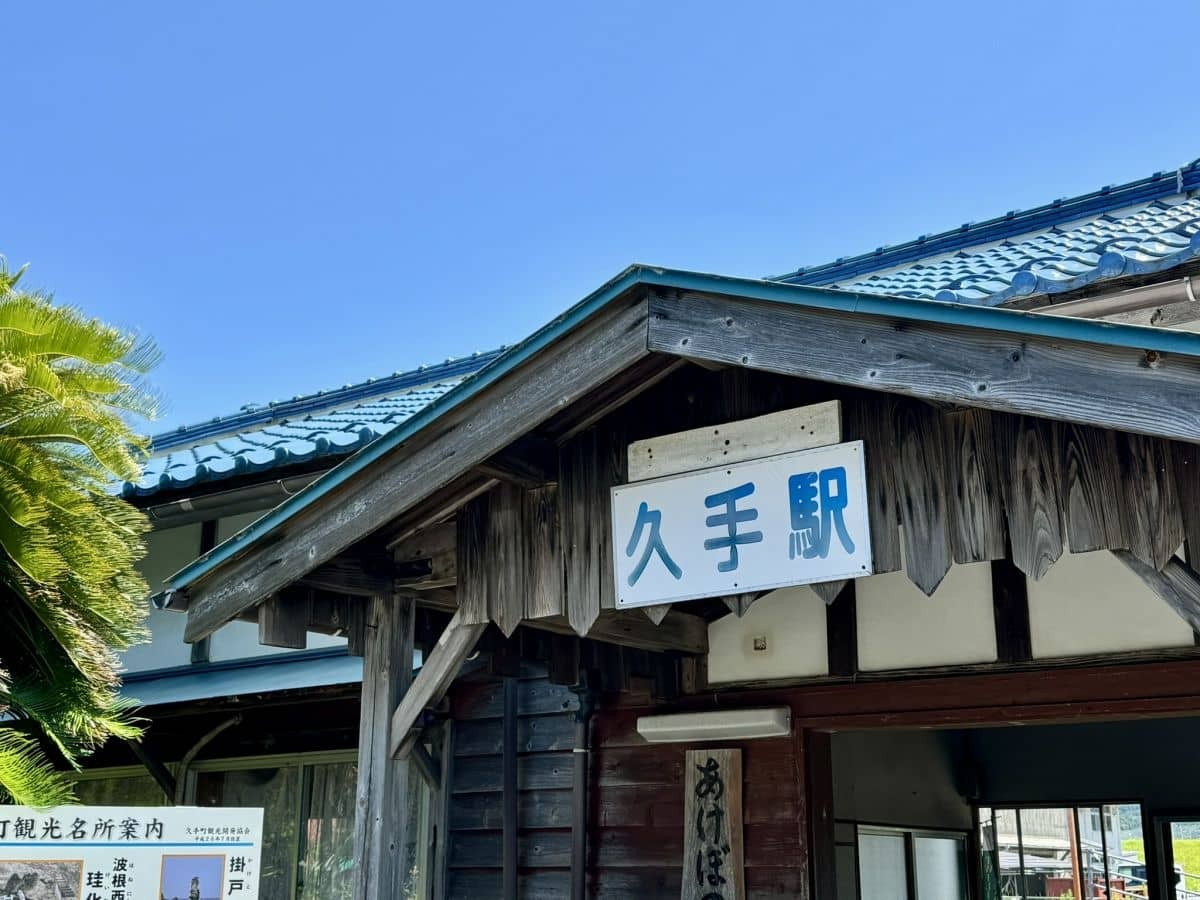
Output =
[{"x1": 167, "y1": 264, "x2": 1200, "y2": 595}]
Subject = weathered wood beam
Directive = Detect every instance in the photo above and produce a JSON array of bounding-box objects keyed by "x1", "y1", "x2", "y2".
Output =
[
  {"x1": 389, "y1": 609, "x2": 488, "y2": 758},
  {"x1": 300, "y1": 555, "x2": 393, "y2": 597},
  {"x1": 476, "y1": 435, "x2": 558, "y2": 489},
  {"x1": 393, "y1": 520, "x2": 457, "y2": 590},
  {"x1": 647, "y1": 291, "x2": 1200, "y2": 444},
  {"x1": 184, "y1": 297, "x2": 650, "y2": 643},
  {"x1": 354, "y1": 592, "x2": 415, "y2": 900},
  {"x1": 258, "y1": 588, "x2": 311, "y2": 649},
  {"x1": 1103, "y1": 299, "x2": 1200, "y2": 329},
  {"x1": 1113, "y1": 550, "x2": 1200, "y2": 633}
]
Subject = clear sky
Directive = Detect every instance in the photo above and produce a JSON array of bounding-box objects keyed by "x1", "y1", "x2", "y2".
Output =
[{"x1": 4, "y1": 1, "x2": 1198, "y2": 433}]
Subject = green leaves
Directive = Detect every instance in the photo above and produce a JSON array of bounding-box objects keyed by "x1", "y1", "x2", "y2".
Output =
[{"x1": 0, "y1": 259, "x2": 156, "y2": 805}]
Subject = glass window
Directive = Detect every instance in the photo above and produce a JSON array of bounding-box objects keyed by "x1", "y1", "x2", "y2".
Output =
[
  {"x1": 914, "y1": 835, "x2": 966, "y2": 899},
  {"x1": 858, "y1": 831, "x2": 909, "y2": 900},
  {"x1": 300, "y1": 762, "x2": 357, "y2": 899},
  {"x1": 74, "y1": 773, "x2": 167, "y2": 806},
  {"x1": 196, "y1": 766, "x2": 300, "y2": 900}
]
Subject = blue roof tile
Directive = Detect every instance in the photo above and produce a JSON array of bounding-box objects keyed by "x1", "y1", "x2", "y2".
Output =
[
  {"x1": 129, "y1": 162, "x2": 1200, "y2": 501},
  {"x1": 778, "y1": 160, "x2": 1200, "y2": 305},
  {"x1": 124, "y1": 351, "x2": 503, "y2": 499}
]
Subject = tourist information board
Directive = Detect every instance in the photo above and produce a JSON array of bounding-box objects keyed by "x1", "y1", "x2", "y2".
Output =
[{"x1": 0, "y1": 805, "x2": 262, "y2": 900}]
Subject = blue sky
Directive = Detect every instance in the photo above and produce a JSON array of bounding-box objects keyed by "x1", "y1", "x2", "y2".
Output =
[{"x1": 4, "y1": 2, "x2": 1198, "y2": 433}]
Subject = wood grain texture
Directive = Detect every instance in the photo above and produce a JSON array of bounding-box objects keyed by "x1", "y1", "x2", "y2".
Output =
[
  {"x1": 257, "y1": 588, "x2": 310, "y2": 649},
  {"x1": 457, "y1": 494, "x2": 490, "y2": 626},
  {"x1": 943, "y1": 408, "x2": 1007, "y2": 564},
  {"x1": 809, "y1": 581, "x2": 847, "y2": 606},
  {"x1": 643, "y1": 603, "x2": 672, "y2": 625},
  {"x1": 997, "y1": 415, "x2": 1063, "y2": 580},
  {"x1": 525, "y1": 485, "x2": 563, "y2": 620},
  {"x1": 1055, "y1": 421, "x2": 1125, "y2": 554},
  {"x1": 1113, "y1": 551, "x2": 1200, "y2": 633},
  {"x1": 1118, "y1": 432, "x2": 1184, "y2": 570},
  {"x1": 489, "y1": 484, "x2": 524, "y2": 637},
  {"x1": 627, "y1": 401, "x2": 841, "y2": 482},
  {"x1": 185, "y1": 296, "x2": 649, "y2": 642},
  {"x1": 647, "y1": 291, "x2": 1200, "y2": 443},
  {"x1": 353, "y1": 592, "x2": 415, "y2": 900},
  {"x1": 991, "y1": 557, "x2": 1032, "y2": 664},
  {"x1": 390, "y1": 609, "x2": 487, "y2": 757},
  {"x1": 1172, "y1": 441, "x2": 1200, "y2": 560},
  {"x1": 894, "y1": 400, "x2": 952, "y2": 595},
  {"x1": 682, "y1": 748, "x2": 745, "y2": 900},
  {"x1": 844, "y1": 393, "x2": 902, "y2": 574}
]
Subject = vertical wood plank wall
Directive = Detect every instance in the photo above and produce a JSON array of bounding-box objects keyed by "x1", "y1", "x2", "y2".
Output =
[
  {"x1": 445, "y1": 666, "x2": 580, "y2": 899},
  {"x1": 588, "y1": 705, "x2": 810, "y2": 899}
]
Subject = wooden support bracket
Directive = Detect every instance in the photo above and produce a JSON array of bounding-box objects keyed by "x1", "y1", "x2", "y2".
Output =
[
  {"x1": 1113, "y1": 550, "x2": 1200, "y2": 633},
  {"x1": 389, "y1": 609, "x2": 488, "y2": 758}
]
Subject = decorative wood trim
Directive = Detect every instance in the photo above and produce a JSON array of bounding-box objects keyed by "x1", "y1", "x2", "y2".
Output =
[{"x1": 257, "y1": 588, "x2": 311, "y2": 649}]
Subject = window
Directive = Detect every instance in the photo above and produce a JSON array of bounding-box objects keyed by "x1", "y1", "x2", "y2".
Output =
[
  {"x1": 979, "y1": 803, "x2": 1144, "y2": 900},
  {"x1": 855, "y1": 825, "x2": 968, "y2": 900}
]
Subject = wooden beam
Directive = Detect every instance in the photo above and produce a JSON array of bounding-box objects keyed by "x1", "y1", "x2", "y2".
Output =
[
  {"x1": 825, "y1": 582, "x2": 857, "y2": 677},
  {"x1": 258, "y1": 588, "x2": 311, "y2": 649},
  {"x1": 991, "y1": 557, "x2": 1032, "y2": 663},
  {"x1": 1103, "y1": 299, "x2": 1200, "y2": 329},
  {"x1": 894, "y1": 400, "x2": 952, "y2": 595},
  {"x1": 184, "y1": 296, "x2": 650, "y2": 643},
  {"x1": 647, "y1": 291, "x2": 1200, "y2": 444},
  {"x1": 354, "y1": 592, "x2": 415, "y2": 900},
  {"x1": 476, "y1": 435, "x2": 558, "y2": 489},
  {"x1": 389, "y1": 609, "x2": 487, "y2": 758},
  {"x1": 1113, "y1": 550, "x2": 1200, "y2": 633},
  {"x1": 393, "y1": 520, "x2": 457, "y2": 590},
  {"x1": 298, "y1": 555, "x2": 394, "y2": 597},
  {"x1": 502, "y1": 676, "x2": 519, "y2": 900}
]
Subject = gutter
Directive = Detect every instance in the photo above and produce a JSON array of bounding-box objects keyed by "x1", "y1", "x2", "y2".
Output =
[
  {"x1": 144, "y1": 473, "x2": 322, "y2": 527},
  {"x1": 166, "y1": 264, "x2": 1200, "y2": 593},
  {"x1": 1039, "y1": 275, "x2": 1200, "y2": 319}
]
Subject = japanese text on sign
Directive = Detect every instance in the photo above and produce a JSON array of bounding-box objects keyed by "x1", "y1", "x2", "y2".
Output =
[
  {"x1": 683, "y1": 749, "x2": 744, "y2": 900},
  {"x1": 0, "y1": 806, "x2": 262, "y2": 900},
  {"x1": 612, "y1": 441, "x2": 872, "y2": 608}
]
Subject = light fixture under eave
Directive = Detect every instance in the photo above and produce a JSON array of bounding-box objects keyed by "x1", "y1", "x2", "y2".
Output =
[{"x1": 636, "y1": 707, "x2": 792, "y2": 743}]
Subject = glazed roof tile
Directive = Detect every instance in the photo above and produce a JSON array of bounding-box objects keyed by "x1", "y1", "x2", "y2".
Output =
[
  {"x1": 124, "y1": 351, "x2": 503, "y2": 499},
  {"x1": 131, "y1": 160, "x2": 1200, "y2": 500},
  {"x1": 779, "y1": 160, "x2": 1200, "y2": 304}
]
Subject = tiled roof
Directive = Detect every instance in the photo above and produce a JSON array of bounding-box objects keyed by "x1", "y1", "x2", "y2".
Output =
[
  {"x1": 123, "y1": 351, "x2": 503, "y2": 499},
  {"x1": 778, "y1": 160, "x2": 1200, "y2": 305}
]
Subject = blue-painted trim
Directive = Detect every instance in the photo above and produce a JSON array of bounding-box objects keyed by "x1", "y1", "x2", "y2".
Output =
[
  {"x1": 774, "y1": 162, "x2": 1200, "y2": 286},
  {"x1": 150, "y1": 350, "x2": 504, "y2": 452},
  {"x1": 168, "y1": 264, "x2": 1200, "y2": 591},
  {"x1": 121, "y1": 646, "x2": 351, "y2": 684}
]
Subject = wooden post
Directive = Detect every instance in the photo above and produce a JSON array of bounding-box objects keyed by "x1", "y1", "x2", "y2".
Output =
[
  {"x1": 805, "y1": 731, "x2": 836, "y2": 900},
  {"x1": 354, "y1": 591, "x2": 415, "y2": 900}
]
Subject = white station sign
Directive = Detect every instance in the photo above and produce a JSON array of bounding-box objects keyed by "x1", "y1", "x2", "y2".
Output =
[{"x1": 611, "y1": 440, "x2": 872, "y2": 608}]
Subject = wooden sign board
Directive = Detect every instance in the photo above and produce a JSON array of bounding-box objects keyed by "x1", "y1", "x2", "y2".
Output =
[
  {"x1": 683, "y1": 748, "x2": 744, "y2": 900},
  {"x1": 628, "y1": 400, "x2": 841, "y2": 482},
  {"x1": 612, "y1": 440, "x2": 873, "y2": 608}
]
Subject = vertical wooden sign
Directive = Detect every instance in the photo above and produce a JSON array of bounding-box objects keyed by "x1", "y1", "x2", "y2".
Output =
[{"x1": 683, "y1": 749, "x2": 745, "y2": 900}]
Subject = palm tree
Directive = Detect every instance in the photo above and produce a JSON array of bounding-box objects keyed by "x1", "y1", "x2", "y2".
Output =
[{"x1": 0, "y1": 260, "x2": 157, "y2": 805}]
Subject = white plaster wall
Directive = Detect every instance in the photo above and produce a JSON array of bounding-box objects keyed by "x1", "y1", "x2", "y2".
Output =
[
  {"x1": 1027, "y1": 549, "x2": 1193, "y2": 658},
  {"x1": 121, "y1": 523, "x2": 202, "y2": 673},
  {"x1": 856, "y1": 548, "x2": 996, "y2": 671},
  {"x1": 706, "y1": 586, "x2": 829, "y2": 683}
]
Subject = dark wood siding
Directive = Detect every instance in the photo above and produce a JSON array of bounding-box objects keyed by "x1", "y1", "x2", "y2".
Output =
[
  {"x1": 588, "y1": 705, "x2": 810, "y2": 899},
  {"x1": 447, "y1": 667, "x2": 579, "y2": 899}
]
